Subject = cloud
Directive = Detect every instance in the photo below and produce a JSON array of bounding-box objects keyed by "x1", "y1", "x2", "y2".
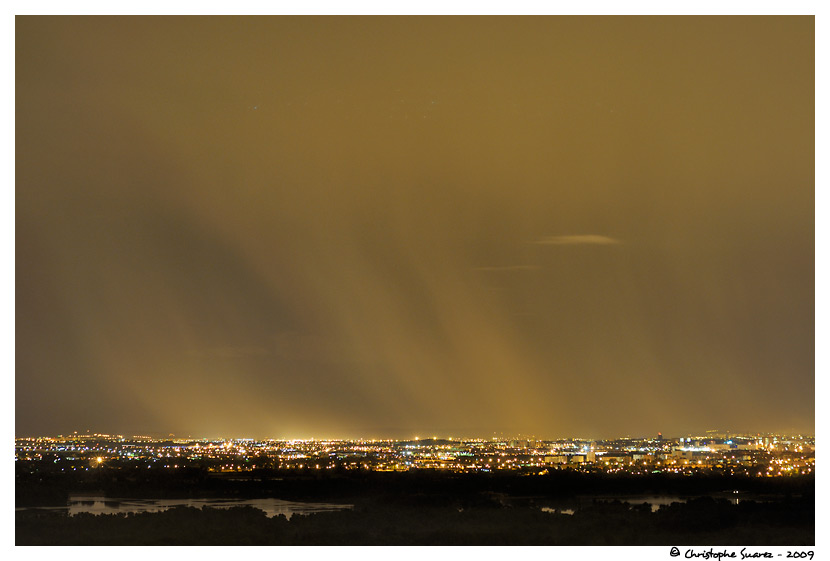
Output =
[
  {"x1": 532, "y1": 235, "x2": 622, "y2": 246},
  {"x1": 472, "y1": 265, "x2": 540, "y2": 272}
]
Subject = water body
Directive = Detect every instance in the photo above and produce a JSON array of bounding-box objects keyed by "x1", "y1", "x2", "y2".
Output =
[
  {"x1": 540, "y1": 492, "x2": 749, "y2": 514},
  {"x1": 541, "y1": 507, "x2": 576, "y2": 515},
  {"x1": 17, "y1": 495, "x2": 353, "y2": 519},
  {"x1": 591, "y1": 495, "x2": 690, "y2": 512}
]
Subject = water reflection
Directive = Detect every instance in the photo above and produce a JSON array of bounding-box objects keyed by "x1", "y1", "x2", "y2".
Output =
[
  {"x1": 540, "y1": 494, "x2": 745, "y2": 514},
  {"x1": 540, "y1": 507, "x2": 575, "y2": 515},
  {"x1": 20, "y1": 495, "x2": 353, "y2": 519},
  {"x1": 601, "y1": 495, "x2": 687, "y2": 512}
]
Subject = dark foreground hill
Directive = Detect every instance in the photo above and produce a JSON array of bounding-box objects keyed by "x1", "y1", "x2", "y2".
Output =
[
  {"x1": 15, "y1": 498, "x2": 815, "y2": 545},
  {"x1": 17, "y1": 495, "x2": 813, "y2": 546},
  {"x1": 16, "y1": 468, "x2": 814, "y2": 545}
]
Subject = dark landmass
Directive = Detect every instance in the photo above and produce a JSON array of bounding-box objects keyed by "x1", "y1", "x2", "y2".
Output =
[{"x1": 16, "y1": 465, "x2": 814, "y2": 545}]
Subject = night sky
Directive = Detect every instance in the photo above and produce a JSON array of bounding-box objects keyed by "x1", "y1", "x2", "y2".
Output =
[{"x1": 16, "y1": 16, "x2": 814, "y2": 439}]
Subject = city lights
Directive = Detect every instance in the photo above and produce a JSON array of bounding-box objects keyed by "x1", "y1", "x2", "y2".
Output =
[{"x1": 14, "y1": 431, "x2": 814, "y2": 477}]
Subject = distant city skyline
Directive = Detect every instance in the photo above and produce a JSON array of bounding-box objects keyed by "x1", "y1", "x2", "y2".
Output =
[
  {"x1": 17, "y1": 430, "x2": 814, "y2": 479},
  {"x1": 15, "y1": 428, "x2": 815, "y2": 442}
]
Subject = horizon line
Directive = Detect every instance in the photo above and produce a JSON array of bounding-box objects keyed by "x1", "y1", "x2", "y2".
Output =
[{"x1": 15, "y1": 429, "x2": 815, "y2": 441}]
